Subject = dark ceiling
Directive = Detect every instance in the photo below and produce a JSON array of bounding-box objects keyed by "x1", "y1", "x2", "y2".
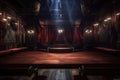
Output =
[
  {"x1": 1, "y1": 0, "x2": 120, "y2": 27},
  {"x1": 1, "y1": 0, "x2": 38, "y2": 27}
]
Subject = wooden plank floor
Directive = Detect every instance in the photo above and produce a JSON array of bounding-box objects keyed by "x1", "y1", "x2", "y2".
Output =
[{"x1": 0, "y1": 51, "x2": 120, "y2": 66}]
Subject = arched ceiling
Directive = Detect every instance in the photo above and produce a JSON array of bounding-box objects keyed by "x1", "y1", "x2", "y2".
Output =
[{"x1": 1, "y1": 0, "x2": 120, "y2": 27}]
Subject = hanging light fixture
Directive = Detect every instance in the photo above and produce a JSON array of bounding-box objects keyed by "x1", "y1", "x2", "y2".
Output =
[
  {"x1": 7, "y1": 16, "x2": 12, "y2": 20},
  {"x1": 0, "y1": 12, "x2": 2, "y2": 16},
  {"x1": 104, "y1": 17, "x2": 111, "y2": 22},
  {"x1": 93, "y1": 23, "x2": 99, "y2": 27},
  {"x1": 0, "y1": 8, "x2": 2, "y2": 16},
  {"x1": 35, "y1": 1, "x2": 41, "y2": 15},
  {"x1": 58, "y1": 29, "x2": 64, "y2": 34},
  {"x1": 116, "y1": 12, "x2": 120, "y2": 16},
  {"x1": 2, "y1": 12, "x2": 7, "y2": 22}
]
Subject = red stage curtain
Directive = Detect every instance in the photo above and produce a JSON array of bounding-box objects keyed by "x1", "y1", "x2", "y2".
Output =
[
  {"x1": 48, "y1": 28, "x2": 56, "y2": 44},
  {"x1": 64, "y1": 29, "x2": 73, "y2": 43},
  {"x1": 38, "y1": 27, "x2": 41, "y2": 43},
  {"x1": 73, "y1": 27, "x2": 83, "y2": 44},
  {"x1": 38, "y1": 27, "x2": 57, "y2": 44},
  {"x1": 38, "y1": 27, "x2": 83, "y2": 45}
]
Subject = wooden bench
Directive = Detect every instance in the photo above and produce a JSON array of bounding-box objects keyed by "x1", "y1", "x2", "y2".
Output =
[
  {"x1": 94, "y1": 47, "x2": 120, "y2": 54},
  {"x1": 0, "y1": 47, "x2": 27, "y2": 57}
]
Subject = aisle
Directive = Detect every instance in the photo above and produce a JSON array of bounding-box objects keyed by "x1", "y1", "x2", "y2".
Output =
[{"x1": 47, "y1": 69, "x2": 73, "y2": 80}]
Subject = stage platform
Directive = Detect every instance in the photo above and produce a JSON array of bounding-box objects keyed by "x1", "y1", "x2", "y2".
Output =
[
  {"x1": 0, "y1": 51, "x2": 120, "y2": 67},
  {"x1": 0, "y1": 50, "x2": 120, "y2": 76},
  {"x1": 38, "y1": 44, "x2": 83, "y2": 53},
  {"x1": 47, "y1": 44, "x2": 74, "y2": 53}
]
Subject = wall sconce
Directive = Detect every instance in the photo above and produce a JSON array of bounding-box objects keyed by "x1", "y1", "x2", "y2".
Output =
[
  {"x1": 104, "y1": 19, "x2": 108, "y2": 22},
  {"x1": 93, "y1": 23, "x2": 99, "y2": 27},
  {"x1": 104, "y1": 17, "x2": 111, "y2": 22},
  {"x1": 2, "y1": 18, "x2": 7, "y2": 22},
  {"x1": 27, "y1": 30, "x2": 35, "y2": 35},
  {"x1": 107, "y1": 17, "x2": 111, "y2": 20},
  {"x1": 7, "y1": 16, "x2": 12, "y2": 20},
  {"x1": 85, "y1": 29, "x2": 92, "y2": 34},
  {"x1": 116, "y1": 12, "x2": 120, "y2": 16},
  {"x1": 2, "y1": 12, "x2": 7, "y2": 22},
  {"x1": 35, "y1": 1, "x2": 41, "y2": 15},
  {"x1": 0, "y1": 12, "x2": 2, "y2": 16},
  {"x1": 15, "y1": 22, "x2": 18, "y2": 26},
  {"x1": 58, "y1": 29, "x2": 64, "y2": 34}
]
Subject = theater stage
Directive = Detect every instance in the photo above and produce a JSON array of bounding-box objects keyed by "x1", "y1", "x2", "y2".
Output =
[
  {"x1": 0, "y1": 51, "x2": 120, "y2": 67},
  {"x1": 0, "y1": 50, "x2": 120, "y2": 76}
]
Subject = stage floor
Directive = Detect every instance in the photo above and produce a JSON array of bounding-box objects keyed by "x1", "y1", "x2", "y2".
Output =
[{"x1": 0, "y1": 51, "x2": 120, "y2": 68}]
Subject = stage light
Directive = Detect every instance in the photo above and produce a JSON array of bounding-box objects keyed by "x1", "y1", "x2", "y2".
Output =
[
  {"x1": 27, "y1": 30, "x2": 35, "y2": 35},
  {"x1": 60, "y1": 14, "x2": 62, "y2": 18},
  {"x1": 104, "y1": 19, "x2": 108, "y2": 22},
  {"x1": 27, "y1": 31, "x2": 30, "y2": 34},
  {"x1": 0, "y1": 12, "x2": 2, "y2": 15},
  {"x1": 31, "y1": 30, "x2": 35, "y2": 34},
  {"x1": 35, "y1": 1, "x2": 41, "y2": 15},
  {"x1": 116, "y1": 13, "x2": 120, "y2": 16},
  {"x1": 58, "y1": 29, "x2": 63, "y2": 34},
  {"x1": 2, "y1": 12, "x2": 7, "y2": 22},
  {"x1": 58, "y1": 0, "x2": 60, "y2": 3},
  {"x1": 93, "y1": 23, "x2": 99, "y2": 27},
  {"x1": 89, "y1": 30, "x2": 92, "y2": 33},
  {"x1": 2, "y1": 18, "x2": 7, "y2": 22},
  {"x1": 15, "y1": 22, "x2": 18, "y2": 26},
  {"x1": 85, "y1": 29, "x2": 92, "y2": 34},
  {"x1": 7, "y1": 23, "x2": 10, "y2": 26},
  {"x1": 104, "y1": 17, "x2": 111, "y2": 22},
  {"x1": 85, "y1": 29, "x2": 89, "y2": 33},
  {"x1": 7, "y1": 16, "x2": 11, "y2": 20},
  {"x1": 107, "y1": 17, "x2": 111, "y2": 20}
]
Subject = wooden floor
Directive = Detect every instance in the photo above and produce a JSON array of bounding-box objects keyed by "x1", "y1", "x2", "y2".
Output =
[{"x1": 0, "y1": 51, "x2": 120, "y2": 68}]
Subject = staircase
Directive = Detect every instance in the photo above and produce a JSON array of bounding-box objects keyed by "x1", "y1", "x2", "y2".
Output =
[{"x1": 48, "y1": 44, "x2": 74, "y2": 53}]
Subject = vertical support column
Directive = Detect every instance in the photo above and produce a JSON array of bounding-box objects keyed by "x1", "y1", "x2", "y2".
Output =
[{"x1": 34, "y1": 68, "x2": 38, "y2": 80}]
